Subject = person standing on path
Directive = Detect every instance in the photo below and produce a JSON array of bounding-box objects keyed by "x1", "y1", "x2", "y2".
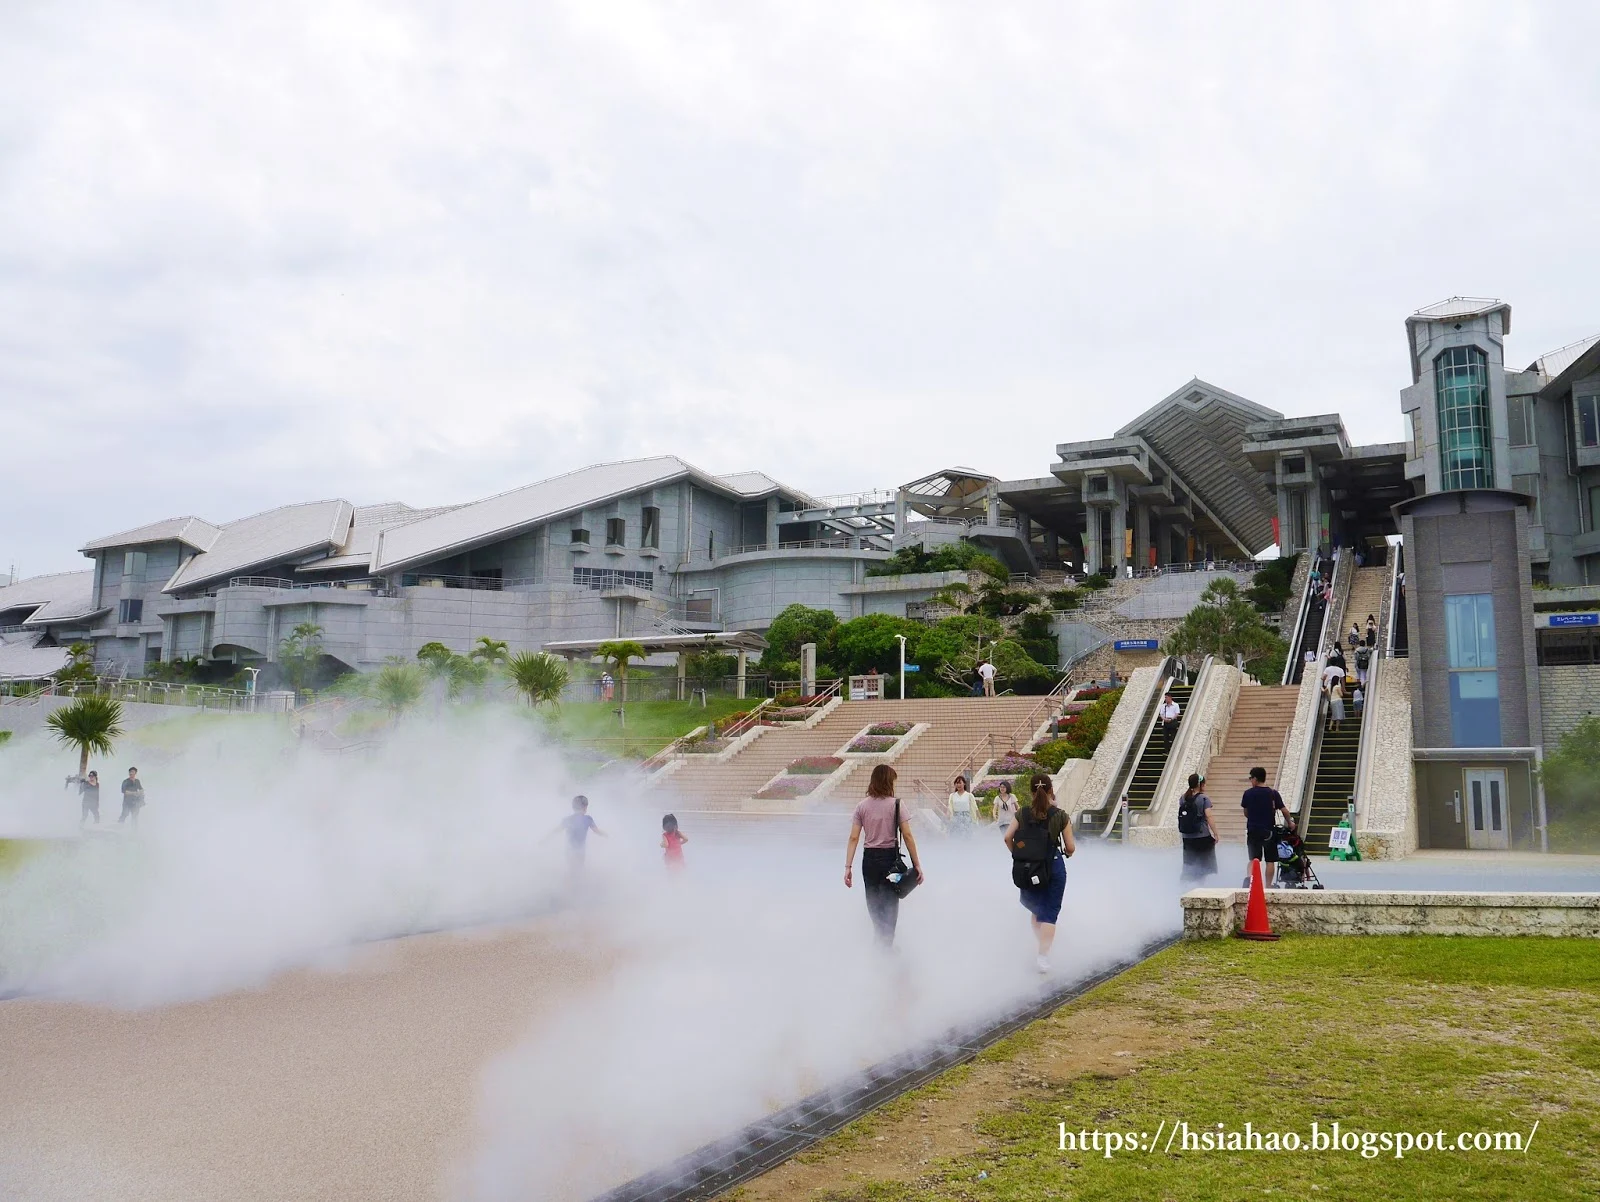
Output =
[
  {"x1": 843, "y1": 765, "x2": 924, "y2": 948},
  {"x1": 1327, "y1": 674, "x2": 1346, "y2": 732},
  {"x1": 68, "y1": 770, "x2": 100, "y2": 824},
  {"x1": 978, "y1": 658, "x2": 997, "y2": 697},
  {"x1": 1241, "y1": 767, "x2": 1290, "y2": 888},
  {"x1": 1158, "y1": 692, "x2": 1181, "y2": 749},
  {"x1": 1365, "y1": 614, "x2": 1378, "y2": 648},
  {"x1": 947, "y1": 774, "x2": 976, "y2": 835},
  {"x1": 1177, "y1": 773, "x2": 1218, "y2": 879},
  {"x1": 1004, "y1": 775, "x2": 1075, "y2": 973},
  {"x1": 118, "y1": 767, "x2": 145, "y2": 826},
  {"x1": 1355, "y1": 643, "x2": 1371, "y2": 689},
  {"x1": 660, "y1": 813, "x2": 687, "y2": 869}
]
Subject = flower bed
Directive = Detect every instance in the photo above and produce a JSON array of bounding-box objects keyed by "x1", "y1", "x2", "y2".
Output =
[
  {"x1": 1074, "y1": 687, "x2": 1114, "y2": 701},
  {"x1": 866, "y1": 721, "x2": 912, "y2": 736},
  {"x1": 679, "y1": 738, "x2": 732, "y2": 754},
  {"x1": 787, "y1": 755, "x2": 844, "y2": 775},
  {"x1": 755, "y1": 776, "x2": 824, "y2": 800},
  {"x1": 987, "y1": 753, "x2": 1041, "y2": 776},
  {"x1": 846, "y1": 735, "x2": 898, "y2": 754}
]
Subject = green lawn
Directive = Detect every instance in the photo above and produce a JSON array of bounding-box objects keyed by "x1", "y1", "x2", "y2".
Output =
[
  {"x1": 538, "y1": 697, "x2": 752, "y2": 757},
  {"x1": 738, "y1": 937, "x2": 1600, "y2": 1202}
]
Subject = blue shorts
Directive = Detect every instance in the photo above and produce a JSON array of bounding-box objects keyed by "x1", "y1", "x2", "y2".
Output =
[{"x1": 1019, "y1": 853, "x2": 1067, "y2": 924}]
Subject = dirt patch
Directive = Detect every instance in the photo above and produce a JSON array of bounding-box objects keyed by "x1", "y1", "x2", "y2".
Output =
[{"x1": 732, "y1": 1003, "x2": 1193, "y2": 1201}]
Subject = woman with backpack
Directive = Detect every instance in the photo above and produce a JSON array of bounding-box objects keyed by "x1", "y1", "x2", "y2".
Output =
[
  {"x1": 843, "y1": 764, "x2": 924, "y2": 948},
  {"x1": 1177, "y1": 772, "x2": 1219, "y2": 879},
  {"x1": 1003, "y1": 775, "x2": 1075, "y2": 973}
]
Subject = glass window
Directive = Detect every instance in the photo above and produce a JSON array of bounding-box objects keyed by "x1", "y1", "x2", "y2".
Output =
[
  {"x1": 1435, "y1": 346, "x2": 1494, "y2": 489},
  {"x1": 1445, "y1": 593, "x2": 1500, "y2": 745},
  {"x1": 122, "y1": 550, "x2": 147, "y2": 580},
  {"x1": 641, "y1": 506, "x2": 660, "y2": 549},
  {"x1": 569, "y1": 527, "x2": 590, "y2": 544},
  {"x1": 1512, "y1": 473, "x2": 1541, "y2": 525},
  {"x1": 1581, "y1": 396, "x2": 1600, "y2": 448},
  {"x1": 606, "y1": 517, "x2": 626, "y2": 546},
  {"x1": 1507, "y1": 395, "x2": 1535, "y2": 448},
  {"x1": 1591, "y1": 487, "x2": 1600, "y2": 533},
  {"x1": 118, "y1": 598, "x2": 143, "y2": 624}
]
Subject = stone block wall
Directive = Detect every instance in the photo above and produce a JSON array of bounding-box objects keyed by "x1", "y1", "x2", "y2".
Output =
[
  {"x1": 1358, "y1": 657, "x2": 1416, "y2": 859},
  {"x1": 1069, "y1": 662, "x2": 1164, "y2": 817},
  {"x1": 1538, "y1": 664, "x2": 1600, "y2": 747},
  {"x1": 1182, "y1": 888, "x2": 1600, "y2": 940},
  {"x1": 1128, "y1": 663, "x2": 1241, "y2": 847}
]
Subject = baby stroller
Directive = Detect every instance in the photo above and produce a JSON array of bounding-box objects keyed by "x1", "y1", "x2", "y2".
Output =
[{"x1": 1269, "y1": 824, "x2": 1324, "y2": 890}]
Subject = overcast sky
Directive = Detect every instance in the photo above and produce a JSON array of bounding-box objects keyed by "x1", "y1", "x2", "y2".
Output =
[{"x1": 5, "y1": 1, "x2": 1600, "y2": 576}]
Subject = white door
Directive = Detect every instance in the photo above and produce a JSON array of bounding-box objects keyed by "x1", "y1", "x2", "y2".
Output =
[{"x1": 1464, "y1": 769, "x2": 1510, "y2": 851}]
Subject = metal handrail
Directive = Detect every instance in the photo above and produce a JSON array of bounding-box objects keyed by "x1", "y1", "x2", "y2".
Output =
[
  {"x1": 1279, "y1": 550, "x2": 1344, "y2": 811},
  {"x1": 230, "y1": 575, "x2": 392, "y2": 593},
  {"x1": 1143, "y1": 654, "x2": 1216, "y2": 826},
  {"x1": 1384, "y1": 544, "x2": 1405, "y2": 659},
  {"x1": 1281, "y1": 553, "x2": 1317, "y2": 685},
  {"x1": 1350, "y1": 655, "x2": 1381, "y2": 819}
]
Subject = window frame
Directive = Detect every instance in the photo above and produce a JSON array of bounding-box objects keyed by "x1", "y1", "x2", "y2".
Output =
[
  {"x1": 1435, "y1": 345, "x2": 1494, "y2": 489},
  {"x1": 1507, "y1": 394, "x2": 1535, "y2": 448},
  {"x1": 641, "y1": 506, "x2": 661, "y2": 549},
  {"x1": 569, "y1": 527, "x2": 590, "y2": 545},
  {"x1": 118, "y1": 598, "x2": 144, "y2": 624},
  {"x1": 1580, "y1": 395, "x2": 1600, "y2": 449},
  {"x1": 605, "y1": 517, "x2": 626, "y2": 548}
]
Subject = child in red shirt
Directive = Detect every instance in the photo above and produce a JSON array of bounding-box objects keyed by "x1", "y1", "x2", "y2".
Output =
[{"x1": 661, "y1": 813, "x2": 688, "y2": 868}]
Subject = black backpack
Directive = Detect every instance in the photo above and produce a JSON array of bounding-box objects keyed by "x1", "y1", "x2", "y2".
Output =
[
  {"x1": 1177, "y1": 790, "x2": 1207, "y2": 836},
  {"x1": 1356, "y1": 647, "x2": 1371, "y2": 669},
  {"x1": 1012, "y1": 805, "x2": 1061, "y2": 889}
]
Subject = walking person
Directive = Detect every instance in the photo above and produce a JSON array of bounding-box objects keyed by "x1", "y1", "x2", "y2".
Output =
[
  {"x1": 1177, "y1": 773, "x2": 1219, "y2": 880},
  {"x1": 947, "y1": 774, "x2": 976, "y2": 836},
  {"x1": 1158, "y1": 692, "x2": 1181, "y2": 749},
  {"x1": 1352, "y1": 684, "x2": 1365, "y2": 716},
  {"x1": 843, "y1": 765, "x2": 924, "y2": 948},
  {"x1": 978, "y1": 658, "x2": 997, "y2": 698},
  {"x1": 1365, "y1": 614, "x2": 1378, "y2": 649},
  {"x1": 68, "y1": 770, "x2": 100, "y2": 824},
  {"x1": 990, "y1": 779, "x2": 1018, "y2": 828},
  {"x1": 1327, "y1": 673, "x2": 1346, "y2": 732},
  {"x1": 552, "y1": 795, "x2": 605, "y2": 868},
  {"x1": 1004, "y1": 775, "x2": 1075, "y2": 973},
  {"x1": 118, "y1": 767, "x2": 145, "y2": 826},
  {"x1": 661, "y1": 813, "x2": 687, "y2": 869},
  {"x1": 1241, "y1": 767, "x2": 1290, "y2": 888},
  {"x1": 1348, "y1": 621, "x2": 1361, "y2": 649},
  {"x1": 1355, "y1": 643, "x2": 1371, "y2": 689}
]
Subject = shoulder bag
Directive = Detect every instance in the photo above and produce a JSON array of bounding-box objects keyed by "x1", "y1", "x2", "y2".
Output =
[{"x1": 889, "y1": 799, "x2": 920, "y2": 899}]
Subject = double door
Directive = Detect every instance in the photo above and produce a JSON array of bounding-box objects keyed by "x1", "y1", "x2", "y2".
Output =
[{"x1": 1463, "y1": 769, "x2": 1509, "y2": 851}]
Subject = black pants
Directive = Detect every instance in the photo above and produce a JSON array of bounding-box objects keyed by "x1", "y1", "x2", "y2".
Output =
[
  {"x1": 119, "y1": 801, "x2": 142, "y2": 825},
  {"x1": 1181, "y1": 835, "x2": 1217, "y2": 879},
  {"x1": 861, "y1": 848, "x2": 901, "y2": 946},
  {"x1": 81, "y1": 799, "x2": 99, "y2": 823}
]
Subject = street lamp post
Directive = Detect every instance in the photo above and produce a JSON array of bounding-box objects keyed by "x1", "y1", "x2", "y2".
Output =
[{"x1": 895, "y1": 634, "x2": 907, "y2": 701}]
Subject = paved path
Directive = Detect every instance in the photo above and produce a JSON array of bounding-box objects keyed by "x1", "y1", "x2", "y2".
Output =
[{"x1": 0, "y1": 921, "x2": 598, "y2": 1202}]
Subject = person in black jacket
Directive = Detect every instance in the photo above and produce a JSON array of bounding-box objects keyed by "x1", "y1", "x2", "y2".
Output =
[
  {"x1": 118, "y1": 767, "x2": 146, "y2": 826},
  {"x1": 68, "y1": 770, "x2": 100, "y2": 824}
]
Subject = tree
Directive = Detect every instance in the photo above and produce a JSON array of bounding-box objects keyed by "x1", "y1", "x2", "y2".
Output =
[
  {"x1": 1164, "y1": 578, "x2": 1287, "y2": 680},
  {"x1": 278, "y1": 622, "x2": 325, "y2": 695},
  {"x1": 832, "y1": 614, "x2": 921, "y2": 676},
  {"x1": 759, "y1": 604, "x2": 839, "y2": 674},
  {"x1": 469, "y1": 637, "x2": 509, "y2": 664},
  {"x1": 507, "y1": 650, "x2": 570, "y2": 708},
  {"x1": 416, "y1": 641, "x2": 454, "y2": 670},
  {"x1": 1536, "y1": 717, "x2": 1600, "y2": 852},
  {"x1": 46, "y1": 695, "x2": 124, "y2": 776},
  {"x1": 595, "y1": 640, "x2": 647, "y2": 703},
  {"x1": 55, "y1": 641, "x2": 96, "y2": 684},
  {"x1": 370, "y1": 663, "x2": 425, "y2": 721},
  {"x1": 914, "y1": 614, "x2": 1005, "y2": 690}
]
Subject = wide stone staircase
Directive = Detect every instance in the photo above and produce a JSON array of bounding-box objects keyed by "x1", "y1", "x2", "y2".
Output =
[
  {"x1": 659, "y1": 696, "x2": 1046, "y2": 812},
  {"x1": 1336, "y1": 567, "x2": 1388, "y2": 653},
  {"x1": 1202, "y1": 685, "x2": 1300, "y2": 843}
]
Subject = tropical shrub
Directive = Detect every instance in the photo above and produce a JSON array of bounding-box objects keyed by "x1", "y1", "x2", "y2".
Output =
[
  {"x1": 1048, "y1": 588, "x2": 1081, "y2": 611},
  {"x1": 0, "y1": 730, "x2": 11, "y2": 747},
  {"x1": 866, "y1": 541, "x2": 1007, "y2": 581},
  {"x1": 506, "y1": 650, "x2": 569, "y2": 707},
  {"x1": 787, "y1": 755, "x2": 843, "y2": 775},
  {"x1": 1032, "y1": 739, "x2": 1082, "y2": 773},
  {"x1": 1536, "y1": 716, "x2": 1600, "y2": 852},
  {"x1": 759, "y1": 604, "x2": 840, "y2": 673}
]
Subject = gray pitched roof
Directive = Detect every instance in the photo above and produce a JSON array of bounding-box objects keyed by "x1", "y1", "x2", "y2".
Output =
[
  {"x1": 165, "y1": 501, "x2": 355, "y2": 592},
  {"x1": 0, "y1": 570, "x2": 96, "y2": 625},
  {"x1": 81, "y1": 516, "x2": 223, "y2": 554},
  {"x1": 0, "y1": 631, "x2": 71, "y2": 680},
  {"x1": 371, "y1": 456, "x2": 794, "y2": 574}
]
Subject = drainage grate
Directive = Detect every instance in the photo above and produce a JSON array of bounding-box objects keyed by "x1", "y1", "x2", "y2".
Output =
[{"x1": 591, "y1": 933, "x2": 1180, "y2": 1202}]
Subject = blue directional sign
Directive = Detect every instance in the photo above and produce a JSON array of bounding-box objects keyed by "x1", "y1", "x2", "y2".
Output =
[
  {"x1": 1114, "y1": 639, "x2": 1160, "y2": 651},
  {"x1": 1548, "y1": 612, "x2": 1600, "y2": 627},
  {"x1": 902, "y1": 664, "x2": 921, "y2": 673}
]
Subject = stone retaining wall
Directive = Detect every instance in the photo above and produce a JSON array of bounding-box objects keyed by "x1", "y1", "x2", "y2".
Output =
[
  {"x1": 1357, "y1": 657, "x2": 1416, "y2": 860},
  {"x1": 1182, "y1": 888, "x2": 1600, "y2": 940},
  {"x1": 1538, "y1": 664, "x2": 1600, "y2": 747}
]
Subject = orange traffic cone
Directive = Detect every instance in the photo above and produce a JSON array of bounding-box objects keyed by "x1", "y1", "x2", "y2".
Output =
[{"x1": 1237, "y1": 859, "x2": 1279, "y2": 941}]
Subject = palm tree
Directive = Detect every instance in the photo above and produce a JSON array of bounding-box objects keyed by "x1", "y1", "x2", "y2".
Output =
[
  {"x1": 46, "y1": 695, "x2": 124, "y2": 776},
  {"x1": 470, "y1": 636, "x2": 509, "y2": 664},
  {"x1": 445, "y1": 653, "x2": 489, "y2": 699},
  {"x1": 370, "y1": 663, "x2": 425, "y2": 722},
  {"x1": 507, "y1": 650, "x2": 570, "y2": 708},
  {"x1": 595, "y1": 640, "x2": 647, "y2": 704},
  {"x1": 279, "y1": 622, "x2": 326, "y2": 695},
  {"x1": 416, "y1": 641, "x2": 453, "y2": 670}
]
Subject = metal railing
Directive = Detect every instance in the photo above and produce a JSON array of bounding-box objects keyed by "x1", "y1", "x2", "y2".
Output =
[
  {"x1": 789, "y1": 488, "x2": 897, "y2": 510},
  {"x1": 952, "y1": 652, "x2": 1093, "y2": 783},
  {"x1": 229, "y1": 575, "x2": 393, "y2": 594},
  {"x1": 1098, "y1": 660, "x2": 1178, "y2": 839},
  {"x1": 1384, "y1": 544, "x2": 1407, "y2": 659},
  {"x1": 0, "y1": 676, "x2": 261, "y2": 710},
  {"x1": 1281, "y1": 552, "x2": 1318, "y2": 685},
  {"x1": 397, "y1": 572, "x2": 540, "y2": 591},
  {"x1": 1278, "y1": 549, "x2": 1346, "y2": 813}
]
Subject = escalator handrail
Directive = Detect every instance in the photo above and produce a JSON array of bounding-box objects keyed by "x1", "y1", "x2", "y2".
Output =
[
  {"x1": 1096, "y1": 659, "x2": 1176, "y2": 838},
  {"x1": 1282, "y1": 554, "x2": 1318, "y2": 686}
]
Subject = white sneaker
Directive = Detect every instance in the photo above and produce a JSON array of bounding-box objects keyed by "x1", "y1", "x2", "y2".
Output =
[{"x1": 1036, "y1": 955, "x2": 1050, "y2": 974}]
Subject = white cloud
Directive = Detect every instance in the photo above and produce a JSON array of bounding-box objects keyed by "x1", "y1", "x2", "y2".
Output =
[{"x1": 3, "y1": 0, "x2": 1599, "y2": 573}]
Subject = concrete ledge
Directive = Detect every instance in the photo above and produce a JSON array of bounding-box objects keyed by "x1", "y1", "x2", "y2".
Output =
[{"x1": 1182, "y1": 888, "x2": 1600, "y2": 940}]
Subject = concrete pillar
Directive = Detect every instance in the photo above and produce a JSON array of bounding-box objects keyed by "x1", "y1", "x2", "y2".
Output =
[
  {"x1": 1044, "y1": 529, "x2": 1060, "y2": 565},
  {"x1": 736, "y1": 649, "x2": 748, "y2": 700},
  {"x1": 1018, "y1": 512, "x2": 1033, "y2": 548},
  {"x1": 1109, "y1": 500, "x2": 1127, "y2": 576},
  {"x1": 800, "y1": 642, "x2": 816, "y2": 697},
  {"x1": 986, "y1": 485, "x2": 1000, "y2": 526},
  {"x1": 765, "y1": 496, "x2": 780, "y2": 551},
  {"x1": 1132, "y1": 501, "x2": 1151, "y2": 570},
  {"x1": 677, "y1": 651, "x2": 687, "y2": 701},
  {"x1": 1308, "y1": 483, "x2": 1327, "y2": 553},
  {"x1": 894, "y1": 489, "x2": 908, "y2": 535}
]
